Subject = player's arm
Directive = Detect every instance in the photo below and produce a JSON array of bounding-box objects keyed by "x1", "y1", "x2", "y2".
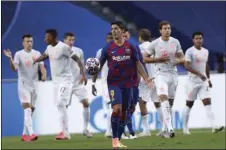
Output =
[
  {"x1": 3, "y1": 49, "x2": 18, "y2": 71},
  {"x1": 33, "y1": 52, "x2": 49, "y2": 64},
  {"x1": 175, "y1": 40, "x2": 185, "y2": 65},
  {"x1": 206, "y1": 54, "x2": 212, "y2": 87},
  {"x1": 39, "y1": 64, "x2": 46, "y2": 81},
  {"x1": 71, "y1": 54, "x2": 85, "y2": 76},
  {"x1": 184, "y1": 50, "x2": 206, "y2": 81}
]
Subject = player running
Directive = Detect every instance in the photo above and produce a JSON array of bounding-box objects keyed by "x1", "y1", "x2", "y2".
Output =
[
  {"x1": 33, "y1": 29, "x2": 86, "y2": 140},
  {"x1": 183, "y1": 32, "x2": 224, "y2": 134},
  {"x1": 92, "y1": 21, "x2": 152, "y2": 148},
  {"x1": 3, "y1": 34, "x2": 46, "y2": 142},
  {"x1": 63, "y1": 32, "x2": 92, "y2": 138},
  {"x1": 144, "y1": 21, "x2": 185, "y2": 138}
]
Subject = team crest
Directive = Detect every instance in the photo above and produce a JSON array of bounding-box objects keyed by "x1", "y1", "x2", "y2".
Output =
[
  {"x1": 125, "y1": 48, "x2": 130, "y2": 53},
  {"x1": 110, "y1": 90, "x2": 115, "y2": 101}
]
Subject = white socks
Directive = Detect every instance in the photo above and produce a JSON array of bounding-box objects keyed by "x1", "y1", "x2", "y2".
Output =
[
  {"x1": 83, "y1": 107, "x2": 90, "y2": 131},
  {"x1": 205, "y1": 105, "x2": 216, "y2": 128},
  {"x1": 162, "y1": 101, "x2": 173, "y2": 131},
  {"x1": 24, "y1": 108, "x2": 34, "y2": 136},
  {"x1": 183, "y1": 106, "x2": 191, "y2": 129},
  {"x1": 156, "y1": 106, "x2": 166, "y2": 132},
  {"x1": 141, "y1": 114, "x2": 149, "y2": 133},
  {"x1": 57, "y1": 104, "x2": 68, "y2": 134},
  {"x1": 106, "y1": 109, "x2": 112, "y2": 133}
]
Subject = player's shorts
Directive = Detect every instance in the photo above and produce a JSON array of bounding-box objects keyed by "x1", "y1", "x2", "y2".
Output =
[
  {"x1": 155, "y1": 73, "x2": 178, "y2": 99},
  {"x1": 108, "y1": 85, "x2": 133, "y2": 111},
  {"x1": 54, "y1": 83, "x2": 73, "y2": 106},
  {"x1": 101, "y1": 78, "x2": 111, "y2": 104},
  {"x1": 130, "y1": 86, "x2": 139, "y2": 105},
  {"x1": 185, "y1": 78, "x2": 211, "y2": 101},
  {"x1": 139, "y1": 80, "x2": 159, "y2": 102},
  {"x1": 18, "y1": 80, "x2": 37, "y2": 106}
]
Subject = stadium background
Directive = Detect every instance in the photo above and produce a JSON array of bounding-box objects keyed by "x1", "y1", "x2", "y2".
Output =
[{"x1": 1, "y1": 1, "x2": 225, "y2": 137}]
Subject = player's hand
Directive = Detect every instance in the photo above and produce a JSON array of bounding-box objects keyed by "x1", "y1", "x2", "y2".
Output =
[
  {"x1": 208, "y1": 80, "x2": 213, "y2": 88},
  {"x1": 174, "y1": 59, "x2": 180, "y2": 66},
  {"x1": 92, "y1": 85, "x2": 97, "y2": 96},
  {"x1": 199, "y1": 74, "x2": 206, "y2": 81},
  {"x1": 79, "y1": 74, "x2": 87, "y2": 85},
  {"x1": 159, "y1": 55, "x2": 170, "y2": 64},
  {"x1": 144, "y1": 77, "x2": 152, "y2": 88},
  {"x1": 3, "y1": 49, "x2": 12, "y2": 59},
  {"x1": 41, "y1": 75, "x2": 46, "y2": 81}
]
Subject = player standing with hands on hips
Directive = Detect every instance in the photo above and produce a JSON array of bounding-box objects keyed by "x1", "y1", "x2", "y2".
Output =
[{"x1": 92, "y1": 21, "x2": 152, "y2": 148}]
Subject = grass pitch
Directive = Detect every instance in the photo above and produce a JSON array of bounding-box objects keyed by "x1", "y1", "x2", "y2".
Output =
[{"x1": 2, "y1": 129, "x2": 225, "y2": 149}]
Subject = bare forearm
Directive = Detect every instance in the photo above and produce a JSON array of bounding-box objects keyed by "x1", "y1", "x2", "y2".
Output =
[
  {"x1": 9, "y1": 57, "x2": 17, "y2": 71},
  {"x1": 35, "y1": 54, "x2": 48, "y2": 63},
  {"x1": 144, "y1": 57, "x2": 165, "y2": 63},
  {"x1": 136, "y1": 61, "x2": 149, "y2": 80},
  {"x1": 185, "y1": 64, "x2": 202, "y2": 76},
  {"x1": 71, "y1": 55, "x2": 85, "y2": 75},
  {"x1": 40, "y1": 65, "x2": 46, "y2": 77},
  {"x1": 206, "y1": 64, "x2": 210, "y2": 79}
]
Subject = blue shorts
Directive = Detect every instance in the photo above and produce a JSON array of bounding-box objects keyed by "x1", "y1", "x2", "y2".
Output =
[
  {"x1": 108, "y1": 85, "x2": 133, "y2": 111},
  {"x1": 130, "y1": 86, "x2": 140, "y2": 106}
]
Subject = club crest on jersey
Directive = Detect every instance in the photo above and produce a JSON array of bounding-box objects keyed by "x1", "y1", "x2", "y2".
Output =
[
  {"x1": 125, "y1": 48, "x2": 130, "y2": 53},
  {"x1": 110, "y1": 90, "x2": 115, "y2": 101}
]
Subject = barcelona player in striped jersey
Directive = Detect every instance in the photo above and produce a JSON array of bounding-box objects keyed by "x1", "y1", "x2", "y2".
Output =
[{"x1": 92, "y1": 21, "x2": 152, "y2": 148}]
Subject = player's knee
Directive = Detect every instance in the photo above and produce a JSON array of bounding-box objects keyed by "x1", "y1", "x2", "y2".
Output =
[
  {"x1": 82, "y1": 99, "x2": 89, "y2": 108},
  {"x1": 22, "y1": 103, "x2": 31, "y2": 109},
  {"x1": 186, "y1": 101, "x2": 194, "y2": 108},
  {"x1": 154, "y1": 102, "x2": 161, "y2": 108},
  {"x1": 129, "y1": 105, "x2": 135, "y2": 114},
  {"x1": 202, "y1": 98, "x2": 211, "y2": 106},
  {"x1": 31, "y1": 107, "x2": 35, "y2": 113},
  {"x1": 119, "y1": 111, "x2": 127, "y2": 121},
  {"x1": 112, "y1": 105, "x2": 121, "y2": 114},
  {"x1": 159, "y1": 95, "x2": 168, "y2": 102}
]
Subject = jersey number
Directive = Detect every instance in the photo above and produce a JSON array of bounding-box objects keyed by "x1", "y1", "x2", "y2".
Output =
[{"x1": 60, "y1": 87, "x2": 66, "y2": 93}]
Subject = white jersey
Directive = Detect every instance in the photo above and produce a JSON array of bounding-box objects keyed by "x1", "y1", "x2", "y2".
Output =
[
  {"x1": 14, "y1": 49, "x2": 43, "y2": 84},
  {"x1": 70, "y1": 46, "x2": 84, "y2": 84},
  {"x1": 96, "y1": 48, "x2": 108, "y2": 79},
  {"x1": 185, "y1": 46, "x2": 209, "y2": 82},
  {"x1": 45, "y1": 41, "x2": 74, "y2": 84},
  {"x1": 139, "y1": 41, "x2": 156, "y2": 78},
  {"x1": 146, "y1": 37, "x2": 183, "y2": 74}
]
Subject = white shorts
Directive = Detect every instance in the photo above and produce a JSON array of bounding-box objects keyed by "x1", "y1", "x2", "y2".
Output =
[
  {"x1": 18, "y1": 80, "x2": 37, "y2": 106},
  {"x1": 71, "y1": 84, "x2": 88, "y2": 101},
  {"x1": 155, "y1": 73, "x2": 178, "y2": 99},
  {"x1": 139, "y1": 80, "x2": 159, "y2": 103},
  {"x1": 185, "y1": 78, "x2": 211, "y2": 101},
  {"x1": 101, "y1": 78, "x2": 111, "y2": 104},
  {"x1": 54, "y1": 83, "x2": 73, "y2": 106}
]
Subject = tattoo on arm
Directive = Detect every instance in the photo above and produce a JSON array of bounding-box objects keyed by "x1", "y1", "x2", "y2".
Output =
[{"x1": 71, "y1": 54, "x2": 84, "y2": 75}]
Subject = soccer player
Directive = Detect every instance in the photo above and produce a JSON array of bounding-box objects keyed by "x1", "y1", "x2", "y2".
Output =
[
  {"x1": 95, "y1": 32, "x2": 114, "y2": 138},
  {"x1": 123, "y1": 28, "x2": 131, "y2": 40},
  {"x1": 183, "y1": 32, "x2": 224, "y2": 134},
  {"x1": 63, "y1": 32, "x2": 92, "y2": 138},
  {"x1": 144, "y1": 21, "x2": 185, "y2": 138},
  {"x1": 33, "y1": 29, "x2": 86, "y2": 140},
  {"x1": 3, "y1": 34, "x2": 46, "y2": 142},
  {"x1": 92, "y1": 21, "x2": 152, "y2": 148}
]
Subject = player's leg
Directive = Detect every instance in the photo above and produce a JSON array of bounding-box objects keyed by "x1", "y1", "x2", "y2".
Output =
[
  {"x1": 155, "y1": 74, "x2": 175, "y2": 138},
  {"x1": 74, "y1": 86, "x2": 92, "y2": 138},
  {"x1": 108, "y1": 86, "x2": 122, "y2": 148},
  {"x1": 137, "y1": 82, "x2": 151, "y2": 137},
  {"x1": 55, "y1": 84, "x2": 72, "y2": 140},
  {"x1": 29, "y1": 91, "x2": 38, "y2": 140},
  {"x1": 126, "y1": 86, "x2": 138, "y2": 139},
  {"x1": 117, "y1": 87, "x2": 132, "y2": 148},
  {"x1": 199, "y1": 84, "x2": 224, "y2": 133},
  {"x1": 182, "y1": 80, "x2": 197, "y2": 135}
]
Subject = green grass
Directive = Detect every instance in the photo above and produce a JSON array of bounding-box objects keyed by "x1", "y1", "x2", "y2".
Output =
[{"x1": 2, "y1": 129, "x2": 226, "y2": 149}]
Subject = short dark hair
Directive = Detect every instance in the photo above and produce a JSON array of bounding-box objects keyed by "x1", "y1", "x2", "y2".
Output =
[
  {"x1": 64, "y1": 32, "x2": 75, "y2": 39},
  {"x1": 159, "y1": 20, "x2": 170, "y2": 30},
  {"x1": 107, "y1": 32, "x2": 112, "y2": 36},
  {"x1": 139, "y1": 29, "x2": 151, "y2": 42},
  {"x1": 123, "y1": 27, "x2": 129, "y2": 33},
  {"x1": 22, "y1": 34, "x2": 32, "y2": 41},
  {"x1": 45, "y1": 29, "x2": 58, "y2": 38},
  {"x1": 192, "y1": 32, "x2": 203, "y2": 39},
  {"x1": 111, "y1": 21, "x2": 125, "y2": 30}
]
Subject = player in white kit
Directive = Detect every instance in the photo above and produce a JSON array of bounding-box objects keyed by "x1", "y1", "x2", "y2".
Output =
[
  {"x1": 183, "y1": 32, "x2": 224, "y2": 134},
  {"x1": 94, "y1": 32, "x2": 115, "y2": 138},
  {"x1": 33, "y1": 29, "x2": 86, "y2": 140},
  {"x1": 3, "y1": 34, "x2": 46, "y2": 142},
  {"x1": 136, "y1": 29, "x2": 164, "y2": 137},
  {"x1": 144, "y1": 21, "x2": 185, "y2": 138},
  {"x1": 63, "y1": 32, "x2": 92, "y2": 138}
]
